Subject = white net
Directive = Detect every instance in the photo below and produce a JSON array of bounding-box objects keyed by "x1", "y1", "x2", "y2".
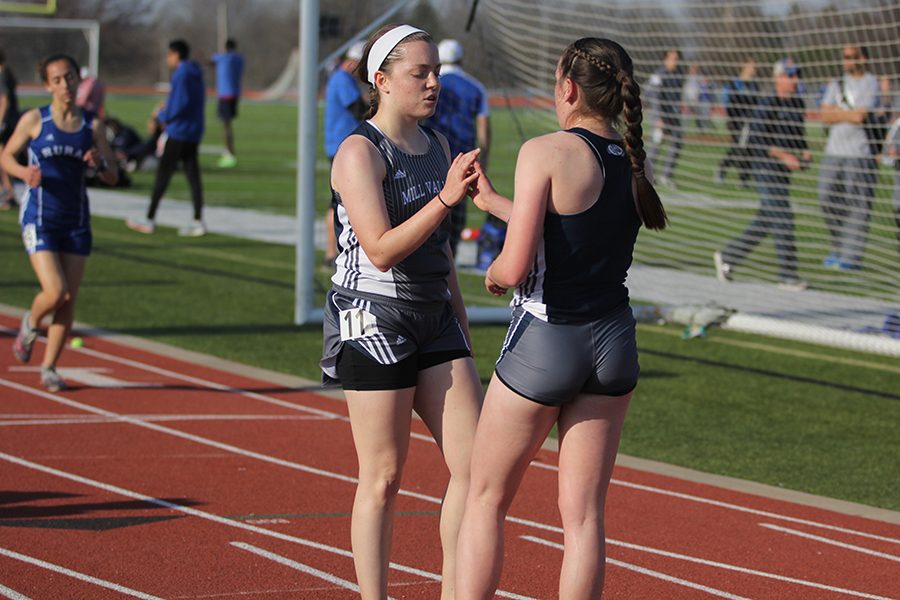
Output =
[{"x1": 472, "y1": 0, "x2": 900, "y2": 354}]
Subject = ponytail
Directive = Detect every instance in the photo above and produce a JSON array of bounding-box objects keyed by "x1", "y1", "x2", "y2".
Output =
[
  {"x1": 620, "y1": 73, "x2": 667, "y2": 230},
  {"x1": 561, "y1": 38, "x2": 668, "y2": 231}
]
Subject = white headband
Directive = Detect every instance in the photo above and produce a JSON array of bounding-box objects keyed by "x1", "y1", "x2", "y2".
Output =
[{"x1": 366, "y1": 25, "x2": 426, "y2": 86}]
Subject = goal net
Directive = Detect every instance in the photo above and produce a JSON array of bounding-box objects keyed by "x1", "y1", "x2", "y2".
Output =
[
  {"x1": 470, "y1": 0, "x2": 899, "y2": 355},
  {"x1": 0, "y1": 17, "x2": 100, "y2": 83}
]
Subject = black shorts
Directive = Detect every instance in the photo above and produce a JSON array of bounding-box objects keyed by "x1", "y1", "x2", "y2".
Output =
[
  {"x1": 320, "y1": 288, "x2": 471, "y2": 390},
  {"x1": 495, "y1": 304, "x2": 639, "y2": 406},
  {"x1": 217, "y1": 97, "x2": 239, "y2": 121}
]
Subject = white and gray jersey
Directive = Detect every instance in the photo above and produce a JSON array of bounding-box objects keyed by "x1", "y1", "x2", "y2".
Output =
[
  {"x1": 332, "y1": 120, "x2": 452, "y2": 302},
  {"x1": 822, "y1": 72, "x2": 879, "y2": 157}
]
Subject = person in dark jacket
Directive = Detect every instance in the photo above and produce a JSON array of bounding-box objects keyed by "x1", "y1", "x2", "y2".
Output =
[
  {"x1": 714, "y1": 58, "x2": 810, "y2": 291},
  {"x1": 716, "y1": 57, "x2": 760, "y2": 187},
  {"x1": 646, "y1": 48, "x2": 684, "y2": 188},
  {"x1": 127, "y1": 39, "x2": 206, "y2": 236},
  {"x1": 0, "y1": 48, "x2": 21, "y2": 208}
]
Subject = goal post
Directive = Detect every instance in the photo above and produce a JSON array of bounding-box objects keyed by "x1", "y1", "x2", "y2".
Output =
[
  {"x1": 0, "y1": 0, "x2": 56, "y2": 14},
  {"x1": 0, "y1": 16, "x2": 100, "y2": 77}
]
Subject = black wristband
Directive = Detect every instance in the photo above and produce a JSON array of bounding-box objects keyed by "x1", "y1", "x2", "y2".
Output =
[{"x1": 438, "y1": 193, "x2": 452, "y2": 209}]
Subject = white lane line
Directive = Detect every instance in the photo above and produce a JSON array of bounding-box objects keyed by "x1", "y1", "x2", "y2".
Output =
[
  {"x1": 0, "y1": 414, "x2": 332, "y2": 426},
  {"x1": 530, "y1": 460, "x2": 900, "y2": 546},
  {"x1": 3, "y1": 376, "x2": 889, "y2": 596},
  {"x1": 7, "y1": 367, "x2": 158, "y2": 389},
  {"x1": 67, "y1": 343, "x2": 433, "y2": 442},
  {"x1": 3, "y1": 375, "x2": 893, "y2": 599},
  {"x1": 231, "y1": 542, "x2": 360, "y2": 593},
  {"x1": 0, "y1": 583, "x2": 31, "y2": 600},
  {"x1": 73, "y1": 345, "x2": 347, "y2": 421},
  {"x1": 0, "y1": 376, "x2": 541, "y2": 524},
  {"x1": 67, "y1": 337, "x2": 897, "y2": 546},
  {"x1": 759, "y1": 523, "x2": 900, "y2": 563},
  {"x1": 522, "y1": 535, "x2": 749, "y2": 600},
  {"x1": 0, "y1": 546, "x2": 162, "y2": 599},
  {"x1": 0, "y1": 378, "x2": 409, "y2": 496},
  {"x1": 0, "y1": 452, "x2": 532, "y2": 600},
  {"x1": 596, "y1": 537, "x2": 892, "y2": 599}
]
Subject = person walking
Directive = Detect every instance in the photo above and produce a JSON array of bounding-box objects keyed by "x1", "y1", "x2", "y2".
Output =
[
  {"x1": 323, "y1": 40, "x2": 366, "y2": 266},
  {"x1": 319, "y1": 24, "x2": 482, "y2": 599},
  {"x1": 714, "y1": 58, "x2": 811, "y2": 292},
  {"x1": 0, "y1": 48, "x2": 21, "y2": 209},
  {"x1": 127, "y1": 39, "x2": 206, "y2": 237},
  {"x1": 455, "y1": 37, "x2": 667, "y2": 598},
  {"x1": 1, "y1": 54, "x2": 117, "y2": 391},
  {"x1": 646, "y1": 48, "x2": 684, "y2": 188},
  {"x1": 818, "y1": 45, "x2": 880, "y2": 271},
  {"x1": 424, "y1": 38, "x2": 492, "y2": 257},
  {"x1": 210, "y1": 38, "x2": 244, "y2": 168},
  {"x1": 716, "y1": 57, "x2": 760, "y2": 187}
]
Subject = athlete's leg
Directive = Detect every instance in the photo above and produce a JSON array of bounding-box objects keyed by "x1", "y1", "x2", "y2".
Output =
[
  {"x1": 222, "y1": 118, "x2": 235, "y2": 156},
  {"x1": 41, "y1": 252, "x2": 87, "y2": 369},
  {"x1": 345, "y1": 387, "x2": 416, "y2": 599},
  {"x1": 455, "y1": 373, "x2": 558, "y2": 599},
  {"x1": 413, "y1": 357, "x2": 482, "y2": 600},
  {"x1": 555, "y1": 390, "x2": 632, "y2": 599},
  {"x1": 181, "y1": 142, "x2": 204, "y2": 220},
  {"x1": 147, "y1": 137, "x2": 181, "y2": 220},
  {"x1": 27, "y1": 251, "x2": 70, "y2": 332}
]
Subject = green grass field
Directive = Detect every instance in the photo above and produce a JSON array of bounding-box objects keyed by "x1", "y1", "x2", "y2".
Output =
[{"x1": 3, "y1": 94, "x2": 898, "y2": 512}]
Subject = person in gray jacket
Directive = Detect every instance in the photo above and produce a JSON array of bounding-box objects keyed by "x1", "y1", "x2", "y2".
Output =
[{"x1": 818, "y1": 45, "x2": 880, "y2": 271}]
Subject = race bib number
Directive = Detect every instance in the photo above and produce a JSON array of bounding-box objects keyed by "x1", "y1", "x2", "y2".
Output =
[
  {"x1": 22, "y1": 224, "x2": 38, "y2": 255},
  {"x1": 339, "y1": 308, "x2": 378, "y2": 341}
]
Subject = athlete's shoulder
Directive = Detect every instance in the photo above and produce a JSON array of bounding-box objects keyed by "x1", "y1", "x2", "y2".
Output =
[
  {"x1": 19, "y1": 107, "x2": 43, "y2": 130},
  {"x1": 335, "y1": 129, "x2": 384, "y2": 174}
]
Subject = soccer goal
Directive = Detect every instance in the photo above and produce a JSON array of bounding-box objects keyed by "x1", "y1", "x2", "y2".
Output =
[
  {"x1": 467, "y1": 0, "x2": 899, "y2": 355},
  {"x1": 0, "y1": 16, "x2": 100, "y2": 79}
]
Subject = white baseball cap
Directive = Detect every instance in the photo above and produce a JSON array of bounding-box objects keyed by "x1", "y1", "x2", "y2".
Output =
[
  {"x1": 346, "y1": 41, "x2": 366, "y2": 61},
  {"x1": 438, "y1": 39, "x2": 464, "y2": 64}
]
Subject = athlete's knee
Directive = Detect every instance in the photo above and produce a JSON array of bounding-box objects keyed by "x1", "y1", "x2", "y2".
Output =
[
  {"x1": 42, "y1": 286, "x2": 70, "y2": 309},
  {"x1": 358, "y1": 466, "x2": 404, "y2": 505},
  {"x1": 558, "y1": 494, "x2": 605, "y2": 531},
  {"x1": 467, "y1": 476, "x2": 516, "y2": 513}
]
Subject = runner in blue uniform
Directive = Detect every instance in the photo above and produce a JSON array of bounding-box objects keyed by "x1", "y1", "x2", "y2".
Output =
[
  {"x1": 1, "y1": 54, "x2": 117, "y2": 391},
  {"x1": 322, "y1": 24, "x2": 482, "y2": 599},
  {"x1": 456, "y1": 38, "x2": 667, "y2": 598}
]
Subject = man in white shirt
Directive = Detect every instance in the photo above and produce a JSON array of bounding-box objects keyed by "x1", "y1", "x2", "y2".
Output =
[{"x1": 818, "y1": 45, "x2": 880, "y2": 271}]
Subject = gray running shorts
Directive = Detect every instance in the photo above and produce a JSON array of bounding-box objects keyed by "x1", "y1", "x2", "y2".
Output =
[
  {"x1": 321, "y1": 288, "x2": 470, "y2": 389},
  {"x1": 495, "y1": 304, "x2": 639, "y2": 406}
]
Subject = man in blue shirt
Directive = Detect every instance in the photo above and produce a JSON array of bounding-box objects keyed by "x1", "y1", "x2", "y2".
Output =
[
  {"x1": 127, "y1": 39, "x2": 206, "y2": 237},
  {"x1": 323, "y1": 41, "x2": 366, "y2": 265},
  {"x1": 425, "y1": 39, "x2": 493, "y2": 259},
  {"x1": 211, "y1": 39, "x2": 244, "y2": 168}
]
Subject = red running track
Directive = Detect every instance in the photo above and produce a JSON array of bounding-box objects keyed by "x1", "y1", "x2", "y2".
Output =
[{"x1": 0, "y1": 313, "x2": 897, "y2": 599}]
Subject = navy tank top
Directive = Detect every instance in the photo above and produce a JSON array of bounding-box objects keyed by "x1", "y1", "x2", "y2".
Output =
[
  {"x1": 514, "y1": 128, "x2": 641, "y2": 323},
  {"x1": 22, "y1": 105, "x2": 95, "y2": 228}
]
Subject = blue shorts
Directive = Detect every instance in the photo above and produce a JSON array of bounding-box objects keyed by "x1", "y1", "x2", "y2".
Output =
[{"x1": 22, "y1": 222, "x2": 92, "y2": 256}]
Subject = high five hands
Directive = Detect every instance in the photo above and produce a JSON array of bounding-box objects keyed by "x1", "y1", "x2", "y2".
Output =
[{"x1": 441, "y1": 148, "x2": 481, "y2": 208}]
